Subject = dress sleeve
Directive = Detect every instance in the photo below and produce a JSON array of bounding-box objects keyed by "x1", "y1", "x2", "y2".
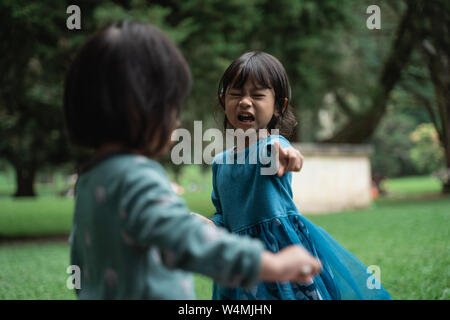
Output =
[
  {"x1": 209, "y1": 161, "x2": 225, "y2": 228},
  {"x1": 119, "y1": 164, "x2": 264, "y2": 288},
  {"x1": 267, "y1": 135, "x2": 292, "y2": 150}
]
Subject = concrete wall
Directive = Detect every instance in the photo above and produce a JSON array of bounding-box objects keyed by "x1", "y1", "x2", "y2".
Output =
[{"x1": 291, "y1": 143, "x2": 373, "y2": 214}]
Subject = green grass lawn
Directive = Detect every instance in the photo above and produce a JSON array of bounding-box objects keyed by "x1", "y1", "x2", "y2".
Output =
[
  {"x1": 0, "y1": 165, "x2": 215, "y2": 237},
  {"x1": 0, "y1": 171, "x2": 448, "y2": 299},
  {"x1": 381, "y1": 175, "x2": 443, "y2": 196},
  {"x1": 0, "y1": 242, "x2": 214, "y2": 300},
  {"x1": 0, "y1": 197, "x2": 74, "y2": 237}
]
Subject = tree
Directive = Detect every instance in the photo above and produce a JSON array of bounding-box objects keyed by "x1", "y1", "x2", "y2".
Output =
[
  {"x1": 318, "y1": 0, "x2": 450, "y2": 193},
  {"x1": 2, "y1": 0, "x2": 447, "y2": 195},
  {"x1": 323, "y1": 0, "x2": 422, "y2": 143},
  {"x1": 370, "y1": 108, "x2": 418, "y2": 178},
  {"x1": 410, "y1": 0, "x2": 450, "y2": 193},
  {"x1": 409, "y1": 123, "x2": 444, "y2": 175},
  {"x1": 0, "y1": 0, "x2": 75, "y2": 196},
  {"x1": 0, "y1": 0, "x2": 186, "y2": 196},
  {"x1": 157, "y1": 0, "x2": 355, "y2": 141}
]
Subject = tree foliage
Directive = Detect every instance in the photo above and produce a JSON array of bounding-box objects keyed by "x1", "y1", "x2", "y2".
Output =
[{"x1": 0, "y1": 0, "x2": 448, "y2": 195}]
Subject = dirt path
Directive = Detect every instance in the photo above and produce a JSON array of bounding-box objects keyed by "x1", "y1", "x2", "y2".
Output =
[{"x1": 0, "y1": 234, "x2": 69, "y2": 245}]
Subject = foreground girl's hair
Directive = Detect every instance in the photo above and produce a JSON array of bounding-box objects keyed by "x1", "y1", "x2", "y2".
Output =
[{"x1": 63, "y1": 21, "x2": 191, "y2": 157}]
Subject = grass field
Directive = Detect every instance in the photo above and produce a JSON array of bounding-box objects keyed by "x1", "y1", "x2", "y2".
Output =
[
  {"x1": 381, "y1": 175, "x2": 443, "y2": 196},
  {"x1": 0, "y1": 169, "x2": 448, "y2": 300}
]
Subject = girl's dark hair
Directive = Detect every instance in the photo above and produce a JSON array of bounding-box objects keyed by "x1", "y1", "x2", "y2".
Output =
[
  {"x1": 217, "y1": 51, "x2": 297, "y2": 140},
  {"x1": 63, "y1": 21, "x2": 191, "y2": 157}
]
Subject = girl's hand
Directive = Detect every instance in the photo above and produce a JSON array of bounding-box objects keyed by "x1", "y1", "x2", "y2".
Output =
[
  {"x1": 273, "y1": 141, "x2": 304, "y2": 177},
  {"x1": 259, "y1": 245, "x2": 322, "y2": 283},
  {"x1": 189, "y1": 211, "x2": 216, "y2": 226}
]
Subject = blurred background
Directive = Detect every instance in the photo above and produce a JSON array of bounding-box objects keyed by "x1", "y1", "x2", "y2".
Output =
[{"x1": 0, "y1": 0, "x2": 448, "y2": 299}]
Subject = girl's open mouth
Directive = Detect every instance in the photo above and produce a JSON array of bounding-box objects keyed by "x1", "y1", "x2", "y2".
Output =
[{"x1": 237, "y1": 113, "x2": 255, "y2": 123}]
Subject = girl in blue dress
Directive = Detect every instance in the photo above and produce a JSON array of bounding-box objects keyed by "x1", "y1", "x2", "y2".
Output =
[{"x1": 208, "y1": 51, "x2": 392, "y2": 300}]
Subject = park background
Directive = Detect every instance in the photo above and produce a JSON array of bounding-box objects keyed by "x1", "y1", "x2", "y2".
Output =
[{"x1": 0, "y1": 0, "x2": 448, "y2": 299}]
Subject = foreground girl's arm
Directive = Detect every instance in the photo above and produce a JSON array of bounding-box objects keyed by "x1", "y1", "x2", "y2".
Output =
[
  {"x1": 189, "y1": 211, "x2": 216, "y2": 225},
  {"x1": 120, "y1": 162, "x2": 320, "y2": 287},
  {"x1": 190, "y1": 212, "x2": 321, "y2": 283},
  {"x1": 260, "y1": 246, "x2": 321, "y2": 284}
]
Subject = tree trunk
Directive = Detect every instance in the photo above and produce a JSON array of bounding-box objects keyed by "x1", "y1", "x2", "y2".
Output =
[
  {"x1": 441, "y1": 108, "x2": 450, "y2": 194},
  {"x1": 443, "y1": 179, "x2": 450, "y2": 194},
  {"x1": 323, "y1": 1, "x2": 420, "y2": 143},
  {"x1": 419, "y1": 0, "x2": 450, "y2": 194},
  {"x1": 13, "y1": 164, "x2": 37, "y2": 197},
  {"x1": 438, "y1": 97, "x2": 450, "y2": 194}
]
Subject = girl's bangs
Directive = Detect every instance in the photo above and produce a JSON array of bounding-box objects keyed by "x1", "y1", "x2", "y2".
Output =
[{"x1": 227, "y1": 57, "x2": 273, "y2": 91}]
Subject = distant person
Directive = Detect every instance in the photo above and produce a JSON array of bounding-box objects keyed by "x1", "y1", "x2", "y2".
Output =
[
  {"x1": 197, "y1": 51, "x2": 392, "y2": 300},
  {"x1": 62, "y1": 21, "x2": 321, "y2": 299}
]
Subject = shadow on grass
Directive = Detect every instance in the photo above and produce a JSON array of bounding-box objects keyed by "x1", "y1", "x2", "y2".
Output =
[{"x1": 0, "y1": 234, "x2": 69, "y2": 245}]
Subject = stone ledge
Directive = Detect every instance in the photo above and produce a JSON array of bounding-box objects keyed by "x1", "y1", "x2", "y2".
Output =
[{"x1": 291, "y1": 143, "x2": 373, "y2": 157}]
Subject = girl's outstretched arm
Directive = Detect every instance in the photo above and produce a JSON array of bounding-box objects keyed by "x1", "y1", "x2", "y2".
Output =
[{"x1": 272, "y1": 141, "x2": 304, "y2": 177}]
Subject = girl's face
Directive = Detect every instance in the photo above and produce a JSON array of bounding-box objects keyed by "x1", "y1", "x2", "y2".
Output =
[{"x1": 224, "y1": 79, "x2": 276, "y2": 132}]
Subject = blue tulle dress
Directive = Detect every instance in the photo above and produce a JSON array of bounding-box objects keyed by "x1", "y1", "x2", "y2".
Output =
[{"x1": 210, "y1": 135, "x2": 391, "y2": 300}]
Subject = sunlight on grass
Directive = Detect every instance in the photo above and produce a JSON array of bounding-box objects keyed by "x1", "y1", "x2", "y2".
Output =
[{"x1": 382, "y1": 175, "x2": 442, "y2": 196}]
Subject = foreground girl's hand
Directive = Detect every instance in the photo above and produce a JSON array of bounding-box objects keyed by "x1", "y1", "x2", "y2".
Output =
[
  {"x1": 259, "y1": 245, "x2": 322, "y2": 283},
  {"x1": 189, "y1": 211, "x2": 216, "y2": 226}
]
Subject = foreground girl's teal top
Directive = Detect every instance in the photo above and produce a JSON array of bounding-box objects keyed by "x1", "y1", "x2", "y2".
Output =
[
  {"x1": 210, "y1": 135, "x2": 392, "y2": 300},
  {"x1": 70, "y1": 153, "x2": 264, "y2": 299}
]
